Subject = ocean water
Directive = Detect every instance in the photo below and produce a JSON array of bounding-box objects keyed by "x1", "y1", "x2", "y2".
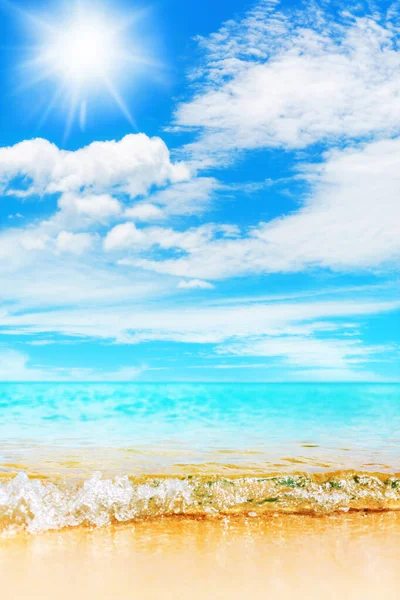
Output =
[{"x1": 0, "y1": 383, "x2": 399, "y2": 533}]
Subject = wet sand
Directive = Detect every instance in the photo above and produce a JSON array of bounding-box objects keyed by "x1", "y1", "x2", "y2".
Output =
[{"x1": 1, "y1": 512, "x2": 399, "y2": 600}]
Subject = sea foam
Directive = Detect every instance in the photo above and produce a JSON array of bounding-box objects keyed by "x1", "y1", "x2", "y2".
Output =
[{"x1": 1, "y1": 472, "x2": 399, "y2": 535}]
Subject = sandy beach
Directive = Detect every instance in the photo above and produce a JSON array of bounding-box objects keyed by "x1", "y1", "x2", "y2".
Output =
[{"x1": 1, "y1": 511, "x2": 399, "y2": 600}]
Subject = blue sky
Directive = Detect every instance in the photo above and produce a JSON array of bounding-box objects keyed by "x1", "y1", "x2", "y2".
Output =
[{"x1": 0, "y1": 0, "x2": 399, "y2": 381}]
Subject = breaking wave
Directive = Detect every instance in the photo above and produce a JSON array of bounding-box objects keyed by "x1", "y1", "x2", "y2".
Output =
[{"x1": 1, "y1": 471, "x2": 399, "y2": 535}]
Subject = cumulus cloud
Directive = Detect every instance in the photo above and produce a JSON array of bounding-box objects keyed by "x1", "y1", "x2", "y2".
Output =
[
  {"x1": 104, "y1": 222, "x2": 145, "y2": 251},
  {"x1": 0, "y1": 133, "x2": 189, "y2": 198},
  {"x1": 174, "y1": 1, "x2": 400, "y2": 164},
  {"x1": 0, "y1": 132, "x2": 194, "y2": 307},
  {"x1": 58, "y1": 193, "x2": 122, "y2": 224}
]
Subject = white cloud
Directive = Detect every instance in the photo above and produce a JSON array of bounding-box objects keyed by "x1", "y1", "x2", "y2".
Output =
[
  {"x1": 58, "y1": 193, "x2": 122, "y2": 224},
  {"x1": 0, "y1": 131, "x2": 196, "y2": 313},
  {"x1": 125, "y1": 203, "x2": 165, "y2": 221},
  {"x1": 105, "y1": 222, "x2": 237, "y2": 253},
  {"x1": 174, "y1": 2, "x2": 400, "y2": 164},
  {"x1": 219, "y1": 335, "x2": 388, "y2": 370},
  {"x1": 259, "y1": 138, "x2": 400, "y2": 270},
  {"x1": 178, "y1": 279, "x2": 215, "y2": 289},
  {"x1": 130, "y1": 136, "x2": 400, "y2": 278},
  {"x1": 0, "y1": 349, "x2": 47, "y2": 381},
  {"x1": 0, "y1": 349, "x2": 143, "y2": 382},
  {"x1": 122, "y1": 178, "x2": 218, "y2": 223},
  {"x1": 0, "y1": 133, "x2": 192, "y2": 278},
  {"x1": 0, "y1": 133, "x2": 189, "y2": 198},
  {"x1": 2, "y1": 297, "x2": 398, "y2": 344},
  {"x1": 0, "y1": 256, "x2": 168, "y2": 310},
  {"x1": 2, "y1": 297, "x2": 397, "y2": 379},
  {"x1": 0, "y1": 228, "x2": 50, "y2": 273},
  {"x1": 289, "y1": 368, "x2": 388, "y2": 382},
  {"x1": 55, "y1": 231, "x2": 97, "y2": 255},
  {"x1": 104, "y1": 222, "x2": 145, "y2": 251},
  {"x1": 147, "y1": 177, "x2": 218, "y2": 216}
]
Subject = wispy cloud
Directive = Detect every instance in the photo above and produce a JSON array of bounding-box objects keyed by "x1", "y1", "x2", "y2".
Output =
[
  {"x1": 178, "y1": 279, "x2": 215, "y2": 289},
  {"x1": 129, "y1": 137, "x2": 400, "y2": 278},
  {"x1": 0, "y1": 348, "x2": 144, "y2": 381},
  {"x1": 2, "y1": 295, "x2": 398, "y2": 380},
  {"x1": 174, "y1": 0, "x2": 400, "y2": 165},
  {"x1": 2, "y1": 296, "x2": 398, "y2": 343}
]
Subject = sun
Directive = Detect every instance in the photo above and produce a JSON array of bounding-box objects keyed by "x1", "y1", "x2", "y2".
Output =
[
  {"x1": 47, "y1": 17, "x2": 116, "y2": 84},
  {"x1": 18, "y1": 2, "x2": 160, "y2": 136}
]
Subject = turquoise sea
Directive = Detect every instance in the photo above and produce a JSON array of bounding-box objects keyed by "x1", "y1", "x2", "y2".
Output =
[{"x1": 0, "y1": 383, "x2": 399, "y2": 533}]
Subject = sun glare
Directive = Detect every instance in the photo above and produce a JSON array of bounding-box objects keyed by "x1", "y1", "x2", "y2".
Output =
[
  {"x1": 47, "y1": 18, "x2": 116, "y2": 84},
  {"x1": 18, "y1": 2, "x2": 159, "y2": 136}
]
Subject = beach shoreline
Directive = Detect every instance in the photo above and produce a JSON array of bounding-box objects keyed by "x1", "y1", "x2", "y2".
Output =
[
  {"x1": 1, "y1": 383, "x2": 399, "y2": 597},
  {"x1": 1, "y1": 470, "x2": 399, "y2": 536}
]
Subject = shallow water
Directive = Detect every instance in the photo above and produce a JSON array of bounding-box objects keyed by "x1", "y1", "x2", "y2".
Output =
[
  {"x1": 1, "y1": 383, "x2": 399, "y2": 473},
  {"x1": 0, "y1": 383, "x2": 399, "y2": 534}
]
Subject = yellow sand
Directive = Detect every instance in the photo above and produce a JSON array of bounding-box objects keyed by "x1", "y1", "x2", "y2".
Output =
[{"x1": 1, "y1": 512, "x2": 399, "y2": 600}]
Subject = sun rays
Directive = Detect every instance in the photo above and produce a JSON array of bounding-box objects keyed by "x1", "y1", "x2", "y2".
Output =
[{"x1": 14, "y1": 1, "x2": 161, "y2": 137}]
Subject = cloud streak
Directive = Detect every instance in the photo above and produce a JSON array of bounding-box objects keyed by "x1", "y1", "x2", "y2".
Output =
[
  {"x1": 3, "y1": 297, "x2": 398, "y2": 344},
  {"x1": 129, "y1": 137, "x2": 400, "y2": 278},
  {"x1": 2, "y1": 296, "x2": 398, "y2": 380},
  {"x1": 0, "y1": 349, "x2": 144, "y2": 382}
]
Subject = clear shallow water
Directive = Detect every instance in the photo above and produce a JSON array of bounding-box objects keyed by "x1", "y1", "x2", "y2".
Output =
[
  {"x1": 0, "y1": 383, "x2": 399, "y2": 474},
  {"x1": 0, "y1": 383, "x2": 399, "y2": 533}
]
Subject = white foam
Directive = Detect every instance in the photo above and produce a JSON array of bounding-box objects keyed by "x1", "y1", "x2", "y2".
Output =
[
  {"x1": 1, "y1": 473, "x2": 399, "y2": 535},
  {"x1": 0, "y1": 472, "x2": 194, "y2": 534}
]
